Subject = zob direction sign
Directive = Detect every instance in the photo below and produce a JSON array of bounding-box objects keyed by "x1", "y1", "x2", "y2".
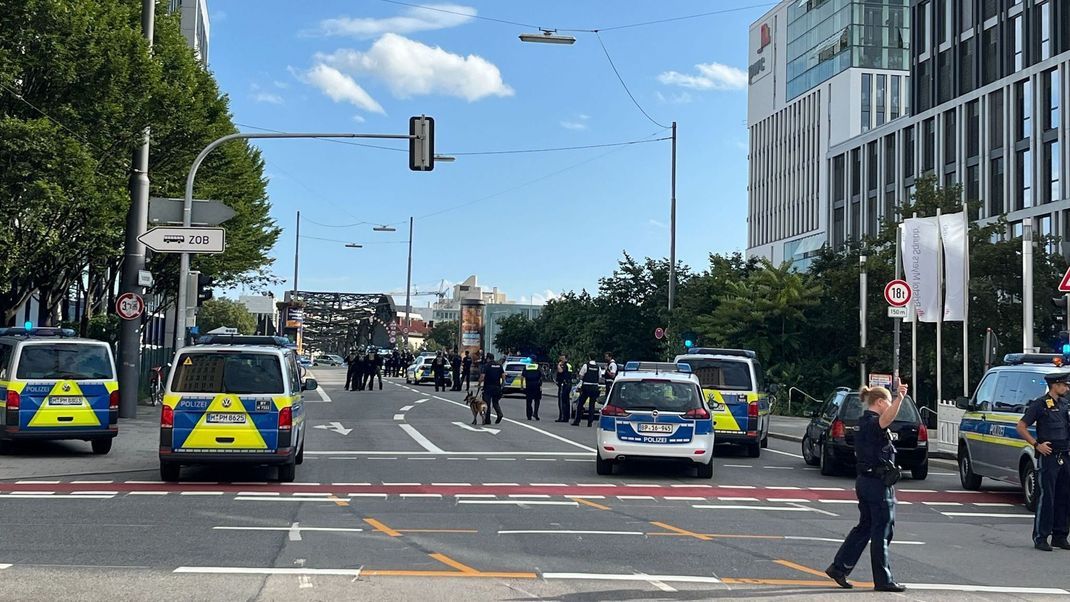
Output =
[{"x1": 138, "y1": 227, "x2": 226, "y2": 254}]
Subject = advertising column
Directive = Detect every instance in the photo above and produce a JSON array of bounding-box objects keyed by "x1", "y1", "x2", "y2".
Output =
[{"x1": 459, "y1": 298, "x2": 485, "y2": 357}]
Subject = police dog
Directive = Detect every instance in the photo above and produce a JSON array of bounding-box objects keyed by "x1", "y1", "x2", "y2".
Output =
[{"x1": 465, "y1": 388, "x2": 487, "y2": 424}]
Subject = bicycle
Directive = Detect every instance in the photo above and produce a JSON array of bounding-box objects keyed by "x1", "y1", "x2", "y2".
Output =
[{"x1": 148, "y1": 366, "x2": 164, "y2": 406}]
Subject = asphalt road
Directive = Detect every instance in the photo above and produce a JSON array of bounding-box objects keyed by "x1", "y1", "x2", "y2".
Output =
[{"x1": 0, "y1": 368, "x2": 1064, "y2": 601}]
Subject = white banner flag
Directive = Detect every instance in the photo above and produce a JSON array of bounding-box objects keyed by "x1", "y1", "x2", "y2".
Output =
[
  {"x1": 901, "y1": 217, "x2": 942, "y2": 323},
  {"x1": 940, "y1": 212, "x2": 967, "y2": 322}
]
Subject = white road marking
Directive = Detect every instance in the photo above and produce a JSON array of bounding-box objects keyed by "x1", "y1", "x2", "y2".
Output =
[
  {"x1": 415, "y1": 399, "x2": 427, "y2": 404},
  {"x1": 487, "y1": 458, "x2": 516, "y2": 461},
  {"x1": 129, "y1": 491, "x2": 168, "y2": 496},
  {"x1": 175, "y1": 567, "x2": 363, "y2": 577},
  {"x1": 457, "y1": 500, "x2": 579, "y2": 506},
  {"x1": 447, "y1": 458, "x2": 477, "y2": 461},
  {"x1": 719, "y1": 485, "x2": 754, "y2": 489},
  {"x1": 238, "y1": 491, "x2": 279, "y2": 496},
  {"x1": 666, "y1": 496, "x2": 706, "y2": 501},
  {"x1": 430, "y1": 394, "x2": 596, "y2": 452},
  {"x1": 900, "y1": 488, "x2": 936, "y2": 493},
  {"x1": 617, "y1": 496, "x2": 656, "y2": 501},
  {"x1": 71, "y1": 480, "x2": 112, "y2": 484},
  {"x1": 578, "y1": 483, "x2": 612, "y2": 487},
  {"x1": 454, "y1": 494, "x2": 495, "y2": 498},
  {"x1": 543, "y1": 573, "x2": 722, "y2": 585},
  {"x1": 809, "y1": 487, "x2": 845, "y2": 491},
  {"x1": 905, "y1": 584, "x2": 1070, "y2": 595},
  {"x1": 942, "y1": 512, "x2": 1033, "y2": 518},
  {"x1": 763, "y1": 466, "x2": 794, "y2": 470},
  {"x1": 483, "y1": 483, "x2": 519, "y2": 486},
  {"x1": 922, "y1": 502, "x2": 962, "y2": 506},
  {"x1": 723, "y1": 464, "x2": 752, "y2": 468},
  {"x1": 408, "y1": 457, "x2": 435, "y2": 461},
  {"x1": 509, "y1": 494, "x2": 551, "y2": 499},
  {"x1": 235, "y1": 497, "x2": 349, "y2": 503},
  {"x1": 401, "y1": 494, "x2": 442, "y2": 499},
  {"x1": 289, "y1": 522, "x2": 302, "y2": 541},
  {"x1": 530, "y1": 483, "x2": 568, "y2": 487},
  {"x1": 640, "y1": 573, "x2": 678, "y2": 593},
  {"x1": 368, "y1": 457, "x2": 397, "y2": 460},
  {"x1": 818, "y1": 499, "x2": 859, "y2": 504},
  {"x1": 15, "y1": 480, "x2": 59, "y2": 484},
  {"x1": 382, "y1": 482, "x2": 420, "y2": 486},
  {"x1": 788, "y1": 502, "x2": 839, "y2": 517},
  {"x1": 347, "y1": 493, "x2": 388, "y2": 498},
  {"x1": 393, "y1": 414, "x2": 405, "y2": 421},
  {"x1": 768, "y1": 498, "x2": 809, "y2": 502},
  {"x1": 693, "y1": 505, "x2": 823, "y2": 513},
  {"x1": 332, "y1": 483, "x2": 371, "y2": 486},
  {"x1": 400, "y1": 405, "x2": 414, "y2": 411},
  {"x1": 764, "y1": 448, "x2": 803, "y2": 459},
  {"x1": 306, "y1": 451, "x2": 591, "y2": 456},
  {"x1": 564, "y1": 459, "x2": 589, "y2": 462},
  {"x1": 125, "y1": 480, "x2": 164, "y2": 484},
  {"x1": 498, "y1": 530, "x2": 644, "y2": 536},
  {"x1": 432, "y1": 483, "x2": 472, "y2": 486},
  {"x1": 526, "y1": 458, "x2": 556, "y2": 462},
  {"x1": 623, "y1": 484, "x2": 659, "y2": 488},
  {"x1": 398, "y1": 424, "x2": 446, "y2": 454},
  {"x1": 568, "y1": 495, "x2": 606, "y2": 499},
  {"x1": 0, "y1": 494, "x2": 113, "y2": 500},
  {"x1": 292, "y1": 493, "x2": 333, "y2": 497},
  {"x1": 784, "y1": 536, "x2": 926, "y2": 545},
  {"x1": 767, "y1": 486, "x2": 802, "y2": 490},
  {"x1": 975, "y1": 503, "x2": 1015, "y2": 507},
  {"x1": 314, "y1": 386, "x2": 332, "y2": 403},
  {"x1": 181, "y1": 491, "x2": 223, "y2": 496},
  {"x1": 718, "y1": 497, "x2": 759, "y2": 502}
]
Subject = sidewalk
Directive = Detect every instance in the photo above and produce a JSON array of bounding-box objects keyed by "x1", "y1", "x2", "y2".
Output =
[
  {"x1": 768, "y1": 414, "x2": 957, "y2": 465},
  {"x1": 0, "y1": 406, "x2": 161, "y2": 481}
]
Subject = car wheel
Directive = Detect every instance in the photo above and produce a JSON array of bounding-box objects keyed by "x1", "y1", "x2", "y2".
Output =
[
  {"x1": 819, "y1": 444, "x2": 838, "y2": 476},
  {"x1": 910, "y1": 460, "x2": 928, "y2": 480},
  {"x1": 91, "y1": 438, "x2": 113, "y2": 455},
  {"x1": 278, "y1": 461, "x2": 297, "y2": 483},
  {"x1": 160, "y1": 462, "x2": 180, "y2": 482},
  {"x1": 958, "y1": 445, "x2": 982, "y2": 490},
  {"x1": 802, "y1": 435, "x2": 820, "y2": 466},
  {"x1": 595, "y1": 455, "x2": 614, "y2": 476},
  {"x1": 1022, "y1": 460, "x2": 1039, "y2": 512},
  {"x1": 747, "y1": 442, "x2": 761, "y2": 458},
  {"x1": 696, "y1": 461, "x2": 714, "y2": 479}
]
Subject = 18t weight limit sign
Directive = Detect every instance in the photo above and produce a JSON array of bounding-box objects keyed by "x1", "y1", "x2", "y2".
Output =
[{"x1": 884, "y1": 279, "x2": 912, "y2": 308}]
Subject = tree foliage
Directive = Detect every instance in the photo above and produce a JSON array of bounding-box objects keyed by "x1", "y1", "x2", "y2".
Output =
[
  {"x1": 426, "y1": 320, "x2": 458, "y2": 351},
  {"x1": 197, "y1": 299, "x2": 256, "y2": 335}
]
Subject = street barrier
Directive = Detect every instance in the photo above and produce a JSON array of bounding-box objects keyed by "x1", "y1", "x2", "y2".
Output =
[{"x1": 937, "y1": 399, "x2": 964, "y2": 456}]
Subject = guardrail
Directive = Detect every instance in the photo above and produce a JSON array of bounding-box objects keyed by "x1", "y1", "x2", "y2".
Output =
[{"x1": 936, "y1": 399, "x2": 964, "y2": 456}]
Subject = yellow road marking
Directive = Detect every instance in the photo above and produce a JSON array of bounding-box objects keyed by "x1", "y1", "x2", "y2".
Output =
[
  {"x1": 397, "y1": 529, "x2": 477, "y2": 534},
  {"x1": 334, "y1": 500, "x2": 349, "y2": 507},
  {"x1": 364, "y1": 518, "x2": 401, "y2": 537},
  {"x1": 649, "y1": 521, "x2": 712, "y2": 541},
  {"x1": 570, "y1": 497, "x2": 611, "y2": 510},
  {"x1": 774, "y1": 559, "x2": 831, "y2": 579},
  {"x1": 429, "y1": 553, "x2": 480, "y2": 574}
]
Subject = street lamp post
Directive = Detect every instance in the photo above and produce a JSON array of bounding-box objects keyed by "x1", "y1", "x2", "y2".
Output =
[{"x1": 373, "y1": 219, "x2": 414, "y2": 350}]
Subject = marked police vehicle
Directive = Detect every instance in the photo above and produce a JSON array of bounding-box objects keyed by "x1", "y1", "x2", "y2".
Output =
[
  {"x1": 956, "y1": 353, "x2": 1060, "y2": 511},
  {"x1": 0, "y1": 327, "x2": 119, "y2": 454},
  {"x1": 595, "y1": 362, "x2": 714, "y2": 478},
  {"x1": 673, "y1": 348, "x2": 774, "y2": 457},
  {"x1": 502, "y1": 357, "x2": 534, "y2": 395},
  {"x1": 159, "y1": 335, "x2": 314, "y2": 483},
  {"x1": 406, "y1": 355, "x2": 453, "y2": 388}
]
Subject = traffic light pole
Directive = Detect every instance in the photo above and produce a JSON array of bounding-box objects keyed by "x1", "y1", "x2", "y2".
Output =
[{"x1": 175, "y1": 131, "x2": 415, "y2": 350}]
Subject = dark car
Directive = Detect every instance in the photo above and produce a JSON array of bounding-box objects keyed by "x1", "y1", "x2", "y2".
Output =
[{"x1": 801, "y1": 387, "x2": 929, "y2": 479}]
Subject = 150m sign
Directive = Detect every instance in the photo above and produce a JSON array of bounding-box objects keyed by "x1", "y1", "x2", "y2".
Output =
[{"x1": 138, "y1": 227, "x2": 226, "y2": 254}]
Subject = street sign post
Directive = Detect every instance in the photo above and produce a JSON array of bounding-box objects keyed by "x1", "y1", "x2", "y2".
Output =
[
  {"x1": 884, "y1": 279, "x2": 912, "y2": 307},
  {"x1": 148, "y1": 198, "x2": 236, "y2": 226},
  {"x1": 137, "y1": 270, "x2": 154, "y2": 288},
  {"x1": 138, "y1": 227, "x2": 226, "y2": 254},
  {"x1": 116, "y1": 292, "x2": 145, "y2": 321},
  {"x1": 888, "y1": 306, "x2": 909, "y2": 319},
  {"x1": 654, "y1": 327, "x2": 665, "y2": 340}
]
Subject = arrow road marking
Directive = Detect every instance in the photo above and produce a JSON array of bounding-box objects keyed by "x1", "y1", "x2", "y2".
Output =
[
  {"x1": 452, "y1": 421, "x2": 501, "y2": 435},
  {"x1": 313, "y1": 422, "x2": 352, "y2": 436}
]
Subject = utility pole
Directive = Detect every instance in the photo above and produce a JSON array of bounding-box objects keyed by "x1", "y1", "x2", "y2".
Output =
[
  {"x1": 293, "y1": 211, "x2": 300, "y2": 295},
  {"x1": 1023, "y1": 221, "x2": 1034, "y2": 351},
  {"x1": 116, "y1": 0, "x2": 155, "y2": 419},
  {"x1": 668, "y1": 121, "x2": 678, "y2": 311},
  {"x1": 404, "y1": 217, "x2": 414, "y2": 349},
  {"x1": 893, "y1": 225, "x2": 902, "y2": 378},
  {"x1": 860, "y1": 254, "x2": 867, "y2": 386}
]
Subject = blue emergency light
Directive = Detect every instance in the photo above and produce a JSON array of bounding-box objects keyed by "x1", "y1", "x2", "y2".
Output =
[
  {"x1": 23, "y1": 321, "x2": 32, "y2": 330},
  {"x1": 684, "y1": 339, "x2": 694, "y2": 348}
]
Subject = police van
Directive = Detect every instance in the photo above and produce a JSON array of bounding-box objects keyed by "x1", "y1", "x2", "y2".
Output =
[
  {"x1": 673, "y1": 348, "x2": 773, "y2": 457},
  {"x1": 956, "y1": 353, "x2": 1059, "y2": 511},
  {"x1": 0, "y1": 327, "x2": 119, "y2": 453},
  {"x1": 159, "y1": 335, "x2": 313, "y2": 482}
]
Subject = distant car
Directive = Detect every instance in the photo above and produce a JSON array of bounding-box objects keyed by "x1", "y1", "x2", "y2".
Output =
[
  {"x1": 502, "y1": 361, "x2": 531, "y2": 394},
  {"x1": 406, "y1": 356, "x2": 452, "y2": 387},
  {"x1": 297, "y1": 355, "x2": 313, "y2": 368},
  {"x1": 802, "y1": 387, "x2": 928, "y2": 479},
  {"x1": 314, "y1": 354, "x2": 344, "y2": 367}
]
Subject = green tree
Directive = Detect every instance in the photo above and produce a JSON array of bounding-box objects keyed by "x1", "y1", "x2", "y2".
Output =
[
  {"x1": 493, "y1": 313, "x2": 540, "y2": 357},
  {"x1": 197, "y1": 299, "x2": 255, "y2": 335},
  {"x1": 426, "y1": 320, "x2": 458, "y2": 351}
]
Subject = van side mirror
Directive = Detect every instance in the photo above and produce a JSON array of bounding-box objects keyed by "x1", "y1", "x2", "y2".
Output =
[
  {"x1": 302, "y1": 378, "x2": 318, "y2": 392},
  {"x1": 955, "y1": 396, "x2": 971, "y2": 410}
]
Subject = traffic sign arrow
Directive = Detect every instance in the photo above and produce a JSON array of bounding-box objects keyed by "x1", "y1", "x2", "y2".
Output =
[
  {"x1": 138, "y1": 227, "x2": 225, "y2": 254},
  {"x1": 148, "y1": 197, "x2": 236, "y2": 226},
  {"x1": 452, "y1": 421, "x2": 500, "y2": 434},
  {"x1": 1059, "y1": 267, "x2": 1070, "y2": 292},
  {"x1": 313, "y1": 422, "x2": 352, "y2": 436}
]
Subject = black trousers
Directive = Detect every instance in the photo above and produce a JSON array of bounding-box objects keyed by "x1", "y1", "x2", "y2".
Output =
[
  {"x1": 525, "y1": 388, "x2": 542, "y2": 419},
  {"x1": 452, "y1": 369, "x2": 462, "y2": 390},
  {"x1": 482, "y1": 388, "x2": 503, "y2": 423},
  {"x1": 345, "y1": 366, "x2": 357, "y2": 390},
  {"x1": 434, "y1": 372, "x2": 447, "y2": 391},
  {"x1": 366, "y1": 369, "x2": 382, "y2": 390},
  {"x1": 831, "y1": 475, "x2": 896, "y2": 588},
  {"x1": 573, "y1": 385, "x2": 600, "y2": 425},
  {"x1": 557, "y1": 381, "x2": 572, "y2": 420},
  {"x1": 462, "y1": 369, "x2": 471, "y2": 390},
  {"x1": 1035, "y1": 451, "x2": 1070, "y2": 544}
]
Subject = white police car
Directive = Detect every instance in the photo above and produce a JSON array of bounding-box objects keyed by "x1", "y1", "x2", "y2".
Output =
[{"x1": 595, "y1": 362, "x2": 715, "y2": 478}]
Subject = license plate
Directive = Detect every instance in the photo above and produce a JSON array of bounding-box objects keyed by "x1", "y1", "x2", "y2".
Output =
[
  {"x1": 206, "y1": 413, "x2": 247, "y2": 424},
  {"x1": 638, "y1": 423, "x2": 674, "y2": 433},
  {"x1": 889, "y1": 432, "x2": 899, "y2": 441},
  {"x1": 48, "y1": 397, "x2": 86, "y2": 406}
]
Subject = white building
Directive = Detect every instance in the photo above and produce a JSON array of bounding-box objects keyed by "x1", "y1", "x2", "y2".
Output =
[
  {"x1": 168, "y1": 0, "x2": 210, "y2": 66},
  {"x1": 747, "y1": 0, "x2": 912, "y2": 268},
  {"x1": 431, "y1": 275, "x2": 508, "y2": 323}
]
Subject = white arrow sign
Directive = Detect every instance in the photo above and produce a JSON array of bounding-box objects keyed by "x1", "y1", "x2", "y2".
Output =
[
  {"x1": 452, "y1": 421, "x2": 500, "y2": 435},
  {"x1": 138, "y1": 227, "x2": 226, "y2": 254},
  {"x1": 314, "y1": 422, "x2": 352, "y2": 436}
]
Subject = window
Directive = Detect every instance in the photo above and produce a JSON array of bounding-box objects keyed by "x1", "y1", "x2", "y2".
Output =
[
  {"x1": 990, "y1": 157, "x2": 1005, "y2": 216},
  {"x1": 1040, "y1": 1, "x2": 1052, "y2": 61},
  {"x1": 851, "y1": 149, "x2": 861, "y2": 196},
  {"x1": 609, "y1": 380, "x2": 702, "y2": 411},
  {"x1": 982, "y1": 0, "x2": 998, "y2": 21},
  {"x1": 833, "y1": 206, "x2": 845, "y2": 247},
  {"x1": 868, "y1": 142, "x2": 878, "y2": 192},
  {"x1": 917, "y1": 60, "x2": 933, "y2": 112},
  {"x1": 884, "y1": 190, "x2": 896, "y2": 224},
  {"x1": 972, "y1": 373, "x2": 999, "y2": 412},
  {"x1": 920, "y1": 1, "x2": 931, "y2": 55},
  {"x1": 967, "y1": 100, "x2": 980, "y2": 157},
  {"x1": 990, "y1": 90, "x2": 1004, "y2": 150},
  {"x1": 822, "y1": 392, "x2": 844, "y2": 420},
  {"x1": 982, "y1": 26, "x2": 999, "y2": 85},
  {"x1": 861, "y1": 73, "x2": 872, "y2": 132},
  {"x1": 876, "y1": 74, "x2": 886, "y2": 127},
  {"x1": 850, "y1": 200, "x2": 861, "y2": 240},
  {"x1": 1047, "y1": 142, "x2": 1062, "y2": 204},
  {"x1": 1017, "y1": 149, "x2": 1033, "y2": 210},
  {"x1": 923, "y1": 118, "x2": 935, "y2": 172},
  {"x1": 904, "y1": 76, "x2": 910, "y2": 116},
  {"x1": 891, "y1": 75, "x2": 901, "y2": 119},
  {"x1": 960, "y1": 37, "x2": 976, "y2": 93},
  {"x1": 171, "y1": 352, "x2": 285, "y2": 394},
  {"x1": 961, "y1": 0, "x2": 974, "y2": 32},
  {"x1": 938, "y1": 50, "x2": 953, "y2": 104},
  {"x1": 939, "y1": 0, "x2": 950, "y2": 44},
  {"x1": 885, "y1": 135, "x2": 896, "y2": 184},
  {"x1": 1017, "y1": 80, "x2": 1032, "y2": 141},
  {"x1": 684, "y1": 358, "x2": 752, "y2": 391},
  {"x1": 903, "y1": 126, "x2": 915, "y2": 177},
  {"x1": 1011, "y1": 15, "x2": 1024, "y2": 71},
  {"x1": 0, "y1": 344, "x2": 11, "y2": 380},
  {"x1": 15, "y1": 344, "x2": 114, "y2": 380},
  {"x1": 833, "y1": 155, "x2": 846, "y2": 200},
  {"x1": 967, "y1": 164, "x2": 980, "y2": 212},
  {"x1": 1045, "y1": 69, "x2": 1060, "y2": 130},
  {"x1": 944, "y1": 110, "x2": 957, "y2": 165}
]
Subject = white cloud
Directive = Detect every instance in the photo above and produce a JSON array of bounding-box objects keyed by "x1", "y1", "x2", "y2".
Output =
[
  {"x1": 303, "y1": 64, "x2": 385, "y2": 113},
  {"x1": 649, "y1": 219, "x2": 668, "y2": 229},
  {"x1": 531, "y1": 289, "x2": 558, "y2": 305},
  {"x1": 253, "y1": 91, "x2": 284, "y2": 104},
  {"x1": 273, "y1": 80, "x2": 289, "y2": 89},
  {"x1": 560, "y1": 114, "x2": 589, "y2": 130},
  {"x1": 317, "y1": 33, "x2": 513, "y2": 102},
  {"x1": 318, "y1": 3, "x2": 475, "y2": 38},
  {"x1": 655, "y1": 90, "x2": 694, "y2": 104},
  {"x1": 352, "y1": 114, "x2": 366, "y2": 123},
  {"x1": 658, "y1": 62, "x2": 747, "y2": 91}
]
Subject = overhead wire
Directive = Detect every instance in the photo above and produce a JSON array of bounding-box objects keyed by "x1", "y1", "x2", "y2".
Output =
[{"x1": 592, "y1": 31, "x2": 669, "y2": 129}]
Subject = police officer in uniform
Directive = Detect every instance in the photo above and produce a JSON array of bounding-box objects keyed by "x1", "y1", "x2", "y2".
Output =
[
  {"x1": 462, "y1": 351, "x2": 473, "y2": 391},
  {"x1": 826, "y1": 380, "x2": 909, "y2": 593},
  {"x1": 432, "y1": 351, "x2": 449, "y2": 392},
  {"x1": 523, "y1": 363, "x2": 543, "y2": 420},
  {"x1": 1017, "y1": 371, "x2": 1070, "y2": 551},
  {"x1": 344, "y1": 351, "x2": 358, "y2": 391},
  {"x1": 450, "y1": 350, "x2": 463, "y2": 391},
  {"x1": 480, "y1": 354, "x2": 505, "y2": 424},
  {"x1": 572, "y1": 354, "x2": 602, "y2": 427},
  {"x1": 555, "y1": 355, "x2": 573, "y2": 422}
]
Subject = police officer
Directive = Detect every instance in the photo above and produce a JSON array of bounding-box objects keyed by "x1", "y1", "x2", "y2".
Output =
[
  {"x1": 450, "y1": 350, "x2": 463, "y2": 391},
  {"x1": 1017, "y1": 371, "x2": 1070, "y2": 551},
  {"x1": 523, "y1": 363, "x2": 543, "y2": 421},
  {"x1": 344, "y1": 351, "x2": 358, "y2": 391},
  {"x1": 369, "y1": 351, "x2": 384, "y2": 390},
  {"x1": 480, "y1": 353, "x2": 505, "y2": 424},
  {"x1": 603, "y1": 352, "x2": 618, "y2": 391},
  {"x1": 555, "y1": 355, "x2": 573, "y2": 422},
  {"x1": 826, "y1": 380, "x2": 909, "y2": 593},
  {"x1": 462, "y1": 351, "x2": 473, "y2": 391},
  {"x1": 432, "y1": 351, "x2": 449, "y2": 392},
  {"x1": 572, "y1": 354, "x2": 602, "y2": 427}
]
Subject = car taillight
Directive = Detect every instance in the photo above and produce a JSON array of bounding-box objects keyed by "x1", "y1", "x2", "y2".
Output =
[
  {"x1": 6, "y1": 390, "x2": 19, "y2": 410},
  {"x1": 161, "y1": 405, "x2": 173, "y2": 428},
  {"x1": 918, "y1": 424, "x2": 928, "y2": 442},
  {"x1": 830, "y1": 419, "x2": 846, "y2": 439},
  {"x1": 748, "y1": 401, "x2": 759, "y2": 418},
  {"x1": 685, "y1": 408, "x2": 710, "y2": 420},
  {"x1": 600, "y1": 404, "x2": 628, "y2": 417},
  {"x1": 278, "y1": 407, "x2": 293, "y2": 430},
  {"x1": 109, "y1": 390, "x2": 120, "y2": 410}
]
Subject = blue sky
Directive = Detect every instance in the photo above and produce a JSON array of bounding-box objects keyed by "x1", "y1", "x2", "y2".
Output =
[{"x1": 210, "y1": 0, "x2": 764, "y2": 307}]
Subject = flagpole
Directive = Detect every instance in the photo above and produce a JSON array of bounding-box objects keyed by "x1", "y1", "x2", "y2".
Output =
[
  {"x1": 911, "y1": 212, "x2": 918, "y2": 395},
  {"x1": 962, "y1": 203, "x2": 970, "y2": 396},
  {"x1": 936, "y1": 208, "x2": 943, "y2": 407}
]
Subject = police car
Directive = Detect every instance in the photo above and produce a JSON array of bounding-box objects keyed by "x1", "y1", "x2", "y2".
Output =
[
  {"x1": 406, "y1": 356, "x2": 452, "y2": 387},
  {"x1": 595, "y1": 362, "x2": 714, "y2": 478},
  {"x1": 502, "y1": 358, "x2": 533, "y2": 394},
  {"x1": 0, "y1": 327, "x2": 119, "y2": 454},
  {"x1": 674, "y1": 348, "x2": 773, "y2": 458},
  {"x1": 158, "y1": 335, "x2": 313, "y2": 482},
  {"x1": 956, "y1": 353, "x2": 1061, "y2": 511}
]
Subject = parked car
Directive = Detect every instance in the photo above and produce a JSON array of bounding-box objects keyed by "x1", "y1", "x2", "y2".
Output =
[
  {"x1": 801, "y1": 387, "x2": 929, "y2": 479},
  {"x1": 314, "y1": 354, "x2": 345, "y2": 366}
]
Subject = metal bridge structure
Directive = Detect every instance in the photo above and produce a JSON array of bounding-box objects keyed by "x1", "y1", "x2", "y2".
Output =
[{"x1": 292, "y1": 291, "x2": 396, "y2": 355}]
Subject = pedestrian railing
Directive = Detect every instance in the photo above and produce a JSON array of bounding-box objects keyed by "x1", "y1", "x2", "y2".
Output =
[{"x1": 936, "y1": 399, "x2": 964, "y2": 456}]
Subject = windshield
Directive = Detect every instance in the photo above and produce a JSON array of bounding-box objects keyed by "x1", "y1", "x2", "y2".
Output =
[
  {"x1": 682, "y1": 358, "x2": 753, "y2": 391},
  {"x1": 171, "y1": 352, "x2": 285, "y2": 394},
  {"x1": 505, "y1": 363, "x2": 526, "y2": 373},
  {"x1": 842, "y1": 394, "x2": 920, "y2": 422},
  {"x1": 608, "y1": 379, "x2": 703, "y2": 412},
  {"x1": 16, "y1": 344, "x2": 114, "y2": 380}
]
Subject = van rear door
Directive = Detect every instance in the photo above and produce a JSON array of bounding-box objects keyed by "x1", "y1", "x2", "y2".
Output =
[
  {"x1": 684, "y1": 357, "x2": 754, "y2": 435},
  {"x1": 12, "y1": 342, "x2": 116, "y2": 432}
]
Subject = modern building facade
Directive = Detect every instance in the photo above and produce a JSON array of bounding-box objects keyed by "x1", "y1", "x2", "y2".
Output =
[
  {"x1": 827, "y1": 0, "x2": 1069, "y2": 247},
  {"x1": 484, "y1": 303, "x2": 543, "y2": 359},
  {"x1": 748, "y1": 0, "x2": 912, "y2": 267},
  {"x1": 168, "y1": 0, "x2": 210, "y2": 66}
]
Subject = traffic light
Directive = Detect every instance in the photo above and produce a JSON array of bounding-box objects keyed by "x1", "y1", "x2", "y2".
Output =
[
  {"x1": 1054, "y1": 297, "x2": 1069, "y2": 326},
  {"x1": 1061, "y1": 330, "x2": 1070, "y2": 363},
  {"x1": 196, "y1": 274, "x2": 215, "y2": 307},
  {"x1": 681, "y1": 330, "x2": 698, "y2": 350}
]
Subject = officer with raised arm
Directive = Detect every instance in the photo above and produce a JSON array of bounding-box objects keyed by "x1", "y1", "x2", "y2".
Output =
[{"x1": 1017, "y1": 371, "x2": 1070, "y2": 551}]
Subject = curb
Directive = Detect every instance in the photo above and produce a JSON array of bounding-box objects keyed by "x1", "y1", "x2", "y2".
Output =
[{"x1": 769, "y1": 431, "x2": 960, "y2": 469}]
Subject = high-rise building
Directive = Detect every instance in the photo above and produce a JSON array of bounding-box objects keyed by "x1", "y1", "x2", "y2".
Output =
[
  {"x1": 827, "y1": 0, "x2": 1068, "y2": 247},
  {"x1": 168, "y1": 0, "x2": 210, "y2": 66},
  {"x1": 747, "y1": 0, "x2": 912, "y2": 267}
]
